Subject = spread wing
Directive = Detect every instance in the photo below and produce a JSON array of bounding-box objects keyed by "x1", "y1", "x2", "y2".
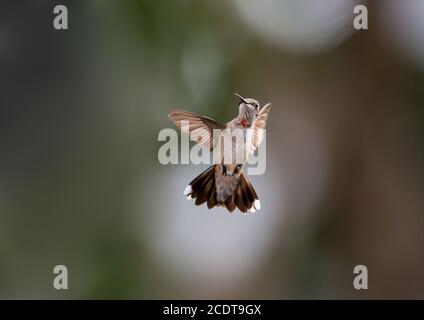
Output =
[
  {"x1": 168, "y1": 110, "x2": 226, "y2": 150},
  {"x1": 247, "y1": 103, "x2": 271, "y2": 154}
]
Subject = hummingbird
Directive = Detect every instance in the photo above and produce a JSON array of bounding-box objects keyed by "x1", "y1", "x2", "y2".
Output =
[{"x1": 168, "y1": 93, "x2": 271, "y2": 214}]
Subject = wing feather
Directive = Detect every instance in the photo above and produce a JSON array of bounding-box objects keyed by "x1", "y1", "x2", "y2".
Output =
[
  {"x1": 248, "y1": 103, "x2": 271, "y2": 154},
  {"x1": 168, "y1": 110, "x2": 226, "y2": 150}
]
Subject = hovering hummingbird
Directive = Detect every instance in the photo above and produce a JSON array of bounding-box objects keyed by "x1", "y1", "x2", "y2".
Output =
[{"x1": 168, "y1": 93, "x2": 271, "y2": 214}]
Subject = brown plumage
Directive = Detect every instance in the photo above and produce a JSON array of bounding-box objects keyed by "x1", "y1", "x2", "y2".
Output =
[{"x1": 185, "y1": 165, "x2": 259, "y2": 213}]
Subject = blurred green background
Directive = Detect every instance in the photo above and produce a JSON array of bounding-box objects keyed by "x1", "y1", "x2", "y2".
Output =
[{"x1": 1, "y1": 0, "x2": 424, "y2": 299}]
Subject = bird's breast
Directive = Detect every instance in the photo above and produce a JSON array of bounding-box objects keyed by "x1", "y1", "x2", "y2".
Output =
[{"x1": 215, "y1": 126, "x2": 250, "y2": 165}]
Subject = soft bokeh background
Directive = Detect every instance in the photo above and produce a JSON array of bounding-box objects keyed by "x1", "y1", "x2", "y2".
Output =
[{"x1": 1, "y1": 0, "x2": 423, "y2": 299}]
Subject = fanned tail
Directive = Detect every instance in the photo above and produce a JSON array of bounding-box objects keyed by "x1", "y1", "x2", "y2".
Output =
[{"x1": 184, "y1": 165, "x2": 260, "y2": 214}]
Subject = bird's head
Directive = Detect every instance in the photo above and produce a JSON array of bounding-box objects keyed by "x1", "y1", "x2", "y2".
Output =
[{"x1": 235, "y1": 93, "x2": 260, "y2": 126}]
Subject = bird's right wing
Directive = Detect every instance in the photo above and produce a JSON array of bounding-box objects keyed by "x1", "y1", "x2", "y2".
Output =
[
  {"x1": 168, "y1": 110, "x2": 226, "y2": 150},
  {"x1": 247, "y1": 103, "x2": 271, "y2": 154}
]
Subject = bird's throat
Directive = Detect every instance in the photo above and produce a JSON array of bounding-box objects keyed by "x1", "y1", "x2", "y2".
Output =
[{"x1": 238, "y1": 117, "x2": 251, "y2": 128}]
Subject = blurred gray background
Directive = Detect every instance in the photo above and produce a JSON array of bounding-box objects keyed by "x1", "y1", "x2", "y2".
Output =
[{"x1": 0, "y1": 0, "x2": 424, "y2": 299}]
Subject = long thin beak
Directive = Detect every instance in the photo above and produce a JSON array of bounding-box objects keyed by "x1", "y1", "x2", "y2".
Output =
[{"x1": 234, "y1": 93, "x2": 248, "y2": 104}]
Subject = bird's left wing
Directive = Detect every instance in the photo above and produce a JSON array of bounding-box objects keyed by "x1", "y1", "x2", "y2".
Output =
[
  {"x1": 247, "y1": 103, "x2": 271, "y2": 154},
  {"x1": 168, "y1": 110, "x2": 226, "y2": 150}
]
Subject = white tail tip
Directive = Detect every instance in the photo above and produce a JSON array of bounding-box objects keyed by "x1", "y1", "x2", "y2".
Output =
[
  {"x1": 184, "y1": 185, "x2": 192, "y2": 196},
  {"x1": 254, "y1": 199, "x2": 261, "y2": 210}
]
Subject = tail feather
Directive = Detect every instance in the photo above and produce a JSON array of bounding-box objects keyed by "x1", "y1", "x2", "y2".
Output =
[
  {"x1": 184, "y1": 165, "x2": 260, "y2": 214},
  {"x1": 207, "y1": 185, "x2": 217, "y2": 209},
  {"x1": 225, "y1": 194, "x2": 237, "y2": 212},
  {"x1": 222, "y1": 171, "x2": 260, "y2": 213},
  {"x1": 185, "y1": 166, "x2": 216, "y2": 207}
]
